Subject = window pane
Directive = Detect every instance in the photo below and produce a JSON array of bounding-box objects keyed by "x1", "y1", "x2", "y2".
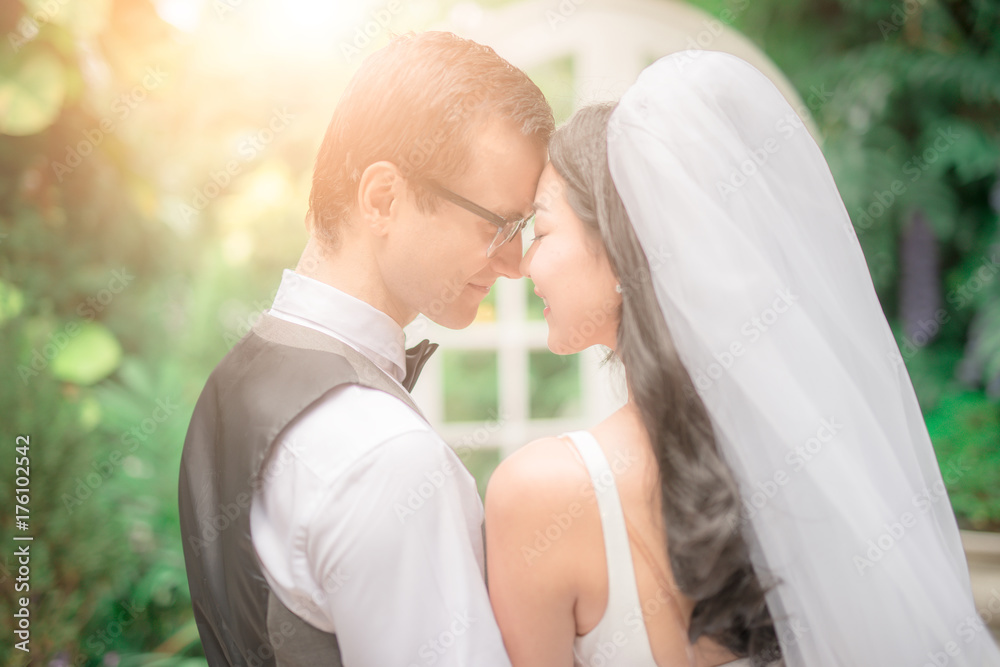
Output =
[
  {"x1": 443, "y1": 349, "x2": 498, "y2": 422},
  {"x1": 526, "y1": 278, "x2": 545, "y2": 321},
  {"x1": 529, "y1": 350, "x2": 582, "y2": 419}
]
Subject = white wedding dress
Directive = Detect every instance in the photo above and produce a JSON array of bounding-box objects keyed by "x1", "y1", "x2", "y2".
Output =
[{"x1": 566, "y1": 430, "x2": 762, "y2": 667}]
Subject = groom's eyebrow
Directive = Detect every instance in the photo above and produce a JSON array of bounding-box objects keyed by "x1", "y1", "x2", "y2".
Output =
[{"x1": 500, "y1": 204, "x2": 535, "y2": 221}]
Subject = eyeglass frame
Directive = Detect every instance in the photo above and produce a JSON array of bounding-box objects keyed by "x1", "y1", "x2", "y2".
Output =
[{"x1": 407, "y1": 174, "x2": 534, "y2": 257}]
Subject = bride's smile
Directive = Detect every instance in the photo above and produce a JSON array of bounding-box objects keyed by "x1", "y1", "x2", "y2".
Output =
[{"x1": 520, "y1": 163, "x2": 621, "y2": 355}]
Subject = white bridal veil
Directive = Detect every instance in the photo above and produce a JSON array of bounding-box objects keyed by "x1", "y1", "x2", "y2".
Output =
[{"x1": 606, "y1": 51, "x2": 1000, "y2": 665}]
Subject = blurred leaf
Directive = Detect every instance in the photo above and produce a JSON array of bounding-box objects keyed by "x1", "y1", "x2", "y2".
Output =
[
  {"x1": 51, "y1": 320, "x2": 123, "y2": 385},
  {"x1": 78, "y1": 391, "x2": 102, "y2": 431},
  {"x1": 0, "y1": 50, "x2": 66, "y2": 136},
  {"x1": 24, "y1": 0, "x2": 113, "y2": 39},
  {"x1": 0, "y1": 278, "x2": 25, "y2": 324},
  {"x1": 932, "y1": 121, "x2": 1000, "y2": 185}
]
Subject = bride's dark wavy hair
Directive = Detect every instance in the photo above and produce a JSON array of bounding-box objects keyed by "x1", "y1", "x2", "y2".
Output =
[{"x1": 548, "y1": 102, "x2": 782, "y2": 663}]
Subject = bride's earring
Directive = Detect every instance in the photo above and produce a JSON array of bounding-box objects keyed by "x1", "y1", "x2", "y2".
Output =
[{"x1": 615, "y1": 283, "x2": 623, "y2": 294}]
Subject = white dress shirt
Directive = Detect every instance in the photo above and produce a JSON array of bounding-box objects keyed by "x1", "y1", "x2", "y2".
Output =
[{"x1": 250, "y1": 269, "x2": 511, "y2": 667}]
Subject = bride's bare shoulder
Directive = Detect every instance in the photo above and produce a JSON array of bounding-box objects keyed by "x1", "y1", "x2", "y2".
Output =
[
  {"x1": 486, "y1": 437, "x2": 590, "y2": 529},
  {"x1": 484, "y1": 435, "x2": 596, "y2": 581},
  {"x1": 486, "y1": 407, "x2": 639, "y2": 513},
  {"x1": 486, "y1": 435, "x2": 591, "y2": 509}
]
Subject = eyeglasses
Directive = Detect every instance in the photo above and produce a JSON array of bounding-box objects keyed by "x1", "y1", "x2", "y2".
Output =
[{"x1": 409, "y1": 175, "x2": 534, "y2": 258}]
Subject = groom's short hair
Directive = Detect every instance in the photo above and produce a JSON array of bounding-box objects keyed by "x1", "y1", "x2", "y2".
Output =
[{"x1": 307, "y1": 31, "x2": 554, "y2": 248}]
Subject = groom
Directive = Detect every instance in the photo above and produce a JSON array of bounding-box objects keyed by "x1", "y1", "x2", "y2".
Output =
[{"x1": 177, "y1": 31, "x2": 552, "y2": 666}]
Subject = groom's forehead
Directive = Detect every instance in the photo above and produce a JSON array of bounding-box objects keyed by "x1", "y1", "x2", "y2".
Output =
[{"x1": 461, "y1": 126, "x2": 544, "y2": 218}]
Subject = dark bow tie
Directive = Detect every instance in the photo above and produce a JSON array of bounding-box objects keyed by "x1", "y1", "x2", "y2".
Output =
[{"x1": 402, "y1": 339, "x2": 439, "y2": 392}]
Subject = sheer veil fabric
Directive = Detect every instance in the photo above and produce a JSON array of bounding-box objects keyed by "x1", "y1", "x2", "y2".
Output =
[{"x1": 606, "y1": 51, "x2": 1000, "y2": 665}]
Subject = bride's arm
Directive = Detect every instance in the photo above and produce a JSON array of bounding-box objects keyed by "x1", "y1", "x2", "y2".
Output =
[{"x1": 484, "y1": 437, "x2": 585, "y2": 667}]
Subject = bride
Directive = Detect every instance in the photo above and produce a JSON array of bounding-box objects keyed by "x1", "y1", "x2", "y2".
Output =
[{"x1": 484, "y1": 51, "x2": 1000, "y2": 666}]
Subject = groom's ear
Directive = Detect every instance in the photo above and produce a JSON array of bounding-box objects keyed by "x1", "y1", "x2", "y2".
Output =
[{"x1": 356, "y1": 161, "x2": 402, "y2": 235}]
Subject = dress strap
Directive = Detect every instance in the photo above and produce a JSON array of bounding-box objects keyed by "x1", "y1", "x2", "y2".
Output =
[
  {"x1": 622, "y1": 516, "x2": 690, "y2": 635},
  {"x1": 561, "y1": 432, "x2": 692, "y2": 656},
  {"x1": 561, "y1": 430, "x2": 649, "y2": 634}
]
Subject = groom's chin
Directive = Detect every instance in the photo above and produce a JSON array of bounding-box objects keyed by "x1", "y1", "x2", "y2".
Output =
[
  {"x1": 422, "y1": 300, "x2": 482, "y2": 330},
  {"x1": 418, "y1": 283, "x2": 491, "y2": 330},
  {"x1": 424, "y1": 307, "x2": 477, "y2": 330}
]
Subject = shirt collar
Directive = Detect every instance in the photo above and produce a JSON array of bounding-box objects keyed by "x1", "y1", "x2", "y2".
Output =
[{"x1": 268, "y1": 269, "x2": 407, "y2": 383}]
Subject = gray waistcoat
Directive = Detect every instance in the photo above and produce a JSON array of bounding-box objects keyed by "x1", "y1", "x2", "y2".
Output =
[{"x1": 178, "y1": 312, "x2": 425, "y2": 666}]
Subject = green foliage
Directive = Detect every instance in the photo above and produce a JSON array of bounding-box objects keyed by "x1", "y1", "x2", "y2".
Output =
[
  {"x1": 0, "y1": 0, "x2": 305, "y2": 662},
  {"x1": 926, "y1": 391, "x2": 1000, "y2": 530}
]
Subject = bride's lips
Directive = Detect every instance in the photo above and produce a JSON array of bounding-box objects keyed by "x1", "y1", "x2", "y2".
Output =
[{"x1": 534, "y1": 287, "x2": 550, "y2": 317}]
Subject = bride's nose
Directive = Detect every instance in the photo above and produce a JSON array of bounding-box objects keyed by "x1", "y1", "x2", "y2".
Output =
[{"x1": 518, "y1": 242, "x2": 535, "y2": 279}]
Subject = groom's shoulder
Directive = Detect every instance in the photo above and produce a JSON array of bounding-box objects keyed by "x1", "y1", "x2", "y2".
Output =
[
  {"x1": 322, "y1": 382, "x2": 431, "y2": 433},
  {"x1": 281, "y1": 382, "x2": 440, "y2": 482}
]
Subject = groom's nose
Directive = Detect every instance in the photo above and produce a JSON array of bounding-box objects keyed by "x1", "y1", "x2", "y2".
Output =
[{"x1": 490, "y1": 233, "x2": 523, "y2": 279}]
